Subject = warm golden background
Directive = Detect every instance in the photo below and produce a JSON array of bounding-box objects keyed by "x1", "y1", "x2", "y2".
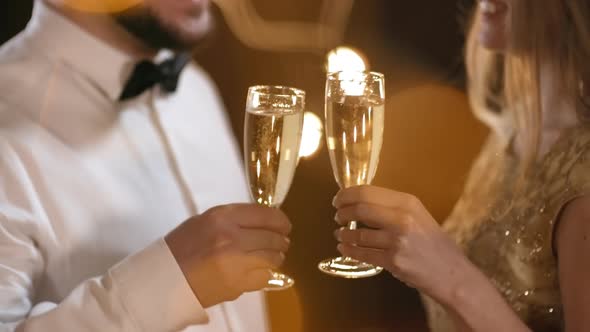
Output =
[{"x1": 1, "y1": 1, "x2": 487, "y2": 331}]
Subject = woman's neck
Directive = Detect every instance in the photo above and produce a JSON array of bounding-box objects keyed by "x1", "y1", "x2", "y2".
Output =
[
  {"x1": 511, "y1": 64, "x2": 579, "y2": 160},
  {"x1": 539, "y1": 63, "x2": 579, "y2": 131}
]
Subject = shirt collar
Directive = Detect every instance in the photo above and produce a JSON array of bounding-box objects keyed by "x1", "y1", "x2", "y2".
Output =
[{"x1": 24, "y1": 1, "x2": 136, "y2": 101}]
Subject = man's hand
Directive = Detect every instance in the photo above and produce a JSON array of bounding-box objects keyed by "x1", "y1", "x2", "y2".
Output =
[{"x1": 165, "y1": 204, "x2": 291, "y2": 308}]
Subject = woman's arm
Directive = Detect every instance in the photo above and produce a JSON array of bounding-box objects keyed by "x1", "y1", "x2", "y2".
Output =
[
  {"x1": 448, "y1": 196, "x2": 590, "y2": 332},
  {"x1": 333, "y1": 186, "x2": 533, "y2": 332},
  {"x1": 439, "y1": 255, "x2": 530, "y2": 332},
  {"x1": 555, "y1": 196, "x2": 590, "y2": 332}
]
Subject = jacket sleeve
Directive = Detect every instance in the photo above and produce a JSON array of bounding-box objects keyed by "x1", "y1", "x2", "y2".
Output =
[{"x1": 0, "y1": 140, "x2": 208, "y2": 332}]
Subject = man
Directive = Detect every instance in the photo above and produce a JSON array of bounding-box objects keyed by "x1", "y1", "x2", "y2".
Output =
[{"x1": 0, "y1": 0, "x2": 291, "y2": 331}]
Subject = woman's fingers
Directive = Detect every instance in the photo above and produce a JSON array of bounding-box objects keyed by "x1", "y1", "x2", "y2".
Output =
[
  {"x1": 335, "y1": 202, "x2": 413, "y2": 230},
  {"x1": 337, "y1": 243, "x2": 389, "y2": 268},
  {"x1": 335, "y1": 227, "x2": 392, "y2": 250},
  {"x1": 333, "y1": 185, "x2": 422, "y2": 211}
]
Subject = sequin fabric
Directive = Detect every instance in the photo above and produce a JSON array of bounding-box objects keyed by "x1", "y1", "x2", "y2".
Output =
[{"x1": 422, "y1": 124, "x2": 590, "y2": 332}]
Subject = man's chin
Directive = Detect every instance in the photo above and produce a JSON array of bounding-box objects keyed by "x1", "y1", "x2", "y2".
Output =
[
  {"x1": 176, "y1": 11, "x2": 213, "y2": 48},
  {"x1": 113, "y1": 6, "x2": 214, "y2": 51}
]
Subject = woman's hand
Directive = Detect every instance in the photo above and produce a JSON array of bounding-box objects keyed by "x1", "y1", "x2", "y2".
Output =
[
  {"x1": 333, "y1": 185, "x2": 470, "y2": 305},
  {"x1": 333, "y1": 185, "x2": 536, "y2": 332}
]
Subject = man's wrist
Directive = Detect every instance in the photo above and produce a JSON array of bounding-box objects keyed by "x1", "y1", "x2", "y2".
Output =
[{"x1": 111, "y1": 238, "x2": 209, "y2": 330}]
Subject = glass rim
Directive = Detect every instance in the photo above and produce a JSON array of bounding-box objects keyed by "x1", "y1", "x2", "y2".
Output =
[
  {"x1": 246, "y1": 107, "x2": 304, "y2": 115},
  {"x1": 248, "y1": 85, "x2": 306, "y2": 98},
  {"x1": 326, "y1": 71, "x2": 384, "y2": 81}
]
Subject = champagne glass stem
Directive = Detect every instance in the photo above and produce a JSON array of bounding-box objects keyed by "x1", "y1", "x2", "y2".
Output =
[
  {"x1": 341, "y1": 221, "x2": 357, "y2": 263},
  {"x1": 262, "y1": 204, "x2": 294, "y2": 291}
]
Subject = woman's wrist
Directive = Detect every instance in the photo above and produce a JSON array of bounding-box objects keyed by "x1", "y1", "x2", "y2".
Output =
[
  {"x1": 437, "y1": 257, "x2": 529, "y2": 332},
  {"x1": 417, "y1": 240, "x2": 481, "y2": 310},
  {"x1": 439, "y1": 254, "x2": 489, "y2": 311}
]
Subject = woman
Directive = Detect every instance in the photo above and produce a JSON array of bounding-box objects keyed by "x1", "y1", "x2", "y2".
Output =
[{"x1": 333, "y1": 0, "x2": 590, "y2": 331}]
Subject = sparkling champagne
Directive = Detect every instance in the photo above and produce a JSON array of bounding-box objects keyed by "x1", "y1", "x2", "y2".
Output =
[
  {"x1": 244, "y1": 108, "x2": 304, "y2": 207},
  {"x1": 318, "y1": 71, "x2": 385, "y2": 279},
  {"x1": 326, "y1": 96, "x2": 385, "y2": 188}
]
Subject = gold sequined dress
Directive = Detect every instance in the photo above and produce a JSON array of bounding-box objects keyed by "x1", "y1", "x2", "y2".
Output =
[{"x1": 422, "y1": 123, "x2": 590, "y2": 332}]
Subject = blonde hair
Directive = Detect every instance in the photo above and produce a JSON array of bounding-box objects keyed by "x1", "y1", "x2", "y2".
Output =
[{"x1": 466, "y1": 1, "x2": 590, "y2": 172}]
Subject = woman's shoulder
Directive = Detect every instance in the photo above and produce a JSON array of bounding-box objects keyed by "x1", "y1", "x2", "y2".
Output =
[
  {"x1": 557, "y1": 124, "x2": 590, "y2": 186},
  {"x1": 545, "y1": 123, "x2": 590, "y2": 177},
  {"x1": 538, "y1": 123, "x2": 590, "y2": 217}
]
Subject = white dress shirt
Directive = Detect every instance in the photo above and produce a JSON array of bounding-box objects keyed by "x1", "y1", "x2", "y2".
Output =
[{"x1": 0, "y1": 1, "x2": 268, "y2": 331}]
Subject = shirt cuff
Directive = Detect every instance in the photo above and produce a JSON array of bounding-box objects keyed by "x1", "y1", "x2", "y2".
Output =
[{"x1": 110, "y1": 238, "x2": 209, "y2": 331}]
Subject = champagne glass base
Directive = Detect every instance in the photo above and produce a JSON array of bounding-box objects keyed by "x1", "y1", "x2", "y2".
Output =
[
  {"x1": 318, "y1": 256, "x2": 383, "y2": 279},
  {"x1": 264, "y1": 271, "x2": 295, "y2": 291}
]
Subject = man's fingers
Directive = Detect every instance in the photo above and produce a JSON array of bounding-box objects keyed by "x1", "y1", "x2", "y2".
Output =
[
  {"x1": 244, "y1": 250, "x2": 286, "y2": 270},
  {"x1": 243, "y1": 269, "x2": 273, "y2": 292},
  {"x1": 238, "y1": 229, "x2": 290, "y2": 252},
  {"x1": 219, "y1": 204, "x2": 291, "y2": 235}
]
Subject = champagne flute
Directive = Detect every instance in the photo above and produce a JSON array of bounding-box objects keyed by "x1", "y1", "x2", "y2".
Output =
[
  {"x1": 244, "y1": 85, "x2": 305, "y2": 291},
  {"x1": 318, "y1": 71, "x2": 385, "y2": 278}
]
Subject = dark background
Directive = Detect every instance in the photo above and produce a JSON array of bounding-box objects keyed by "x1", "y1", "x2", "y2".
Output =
[{"x1": 1, "y1": 1, "x2": 487, "y2": 331}]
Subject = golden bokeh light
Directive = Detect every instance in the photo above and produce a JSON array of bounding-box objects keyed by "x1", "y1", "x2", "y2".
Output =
[
  {"x1": 299, "y1": 112, "x2": 323, "y2": 158},
  {"x1": 326, "y1": 46, "x2": 368, "y2": 73},
  {"x1": 63, "y1": 0, "x2": 142, "y2": 13},
  {"x1": 326, "y1": 46, "x2": 370, "y2": 96}
]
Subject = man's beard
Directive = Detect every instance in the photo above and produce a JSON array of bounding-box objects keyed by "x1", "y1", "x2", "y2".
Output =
[{"x1": 113, "y1": 5, "x2": 213, "y2": 51}]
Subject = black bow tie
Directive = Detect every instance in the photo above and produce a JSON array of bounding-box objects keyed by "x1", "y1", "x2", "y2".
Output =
[{"x1": 119, "y1": 53, "x2": 192, "y2": 101}]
